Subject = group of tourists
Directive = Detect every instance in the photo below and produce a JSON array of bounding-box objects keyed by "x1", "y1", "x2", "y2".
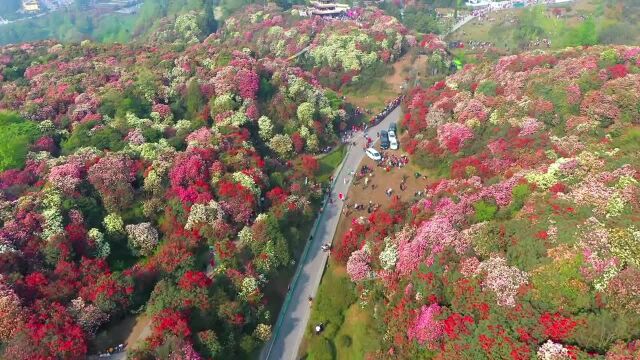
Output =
[
  {"x1": 97, "y1": 344, "x2": 125, "y2": 357},
  {"x1": 377, "y1": 153, "x2": 409, "y2": 169},
  {"x1": 345, "y1": 200, "x2": 380, "y2": 216}
]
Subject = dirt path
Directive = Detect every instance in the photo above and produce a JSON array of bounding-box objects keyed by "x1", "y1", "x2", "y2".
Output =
[
  {"x1": 90, "y1": 313, "x2": 152, "y2": 358},
  {"x1": 345, "y1": 52, "x2": 428, "y2": 113}
]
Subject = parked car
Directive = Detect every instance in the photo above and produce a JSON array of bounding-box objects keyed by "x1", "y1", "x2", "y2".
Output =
[
  {"x1": 388, "y1": 130, "x2": 398, "y2": 150},
  {"x1": 389, "y1": 123, "x2": 397, "y2": 133},
  {"x1": 380, "y1": 130, "x2": 390, "y2": 150},
  {"x1": 365, "y1": 147, "x2": 382, "y2": 161}
]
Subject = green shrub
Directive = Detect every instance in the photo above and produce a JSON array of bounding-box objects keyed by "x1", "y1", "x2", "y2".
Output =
[
  {"x1": 506, "y1": 235, "x2": 548, "y2": 272},
  {"x1": 570, "y1": 310, "x2": 640, "y2": 353},
  {"x1": 474, "y1": 200, "x2": 498, "y2": 222},
  {"x1": 62, "y1": 120, "x2": 125, "y2": 154},
  {"x1": 472, "y1": 222, "x2": 509, "y2": 257},
  {"x1": 476, "y1": 81, "x2": 497, "y2": 96},
  {"x1": 338, "y1": 334, "x2": 352, "y2": 348},
  {"x1": 238, "y1": 334, "x2": 258, "y2": 357},
  {"x1": 600, "y1": 48, "x2": 620, "y2": 67},
  {"x1": 270, "y1": 172, "x2": 285, "y2": 188},
  {"x1": 530, "y1": 254, "x2": 593, "y2": 312}
]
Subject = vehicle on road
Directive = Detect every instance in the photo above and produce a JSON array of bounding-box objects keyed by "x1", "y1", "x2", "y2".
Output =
[
  {"x1": 365, "y1": 148, "x2": 382, "y2": 161},
  {"x1": 389, "y1": 123, "x2": 397, "y2": 133},
  {"x1": 388, "y1": 130, "x2": 398, "y2": 150},
  {"x1": 380, "y1": 130, "x2": 390, "y2": 149}
]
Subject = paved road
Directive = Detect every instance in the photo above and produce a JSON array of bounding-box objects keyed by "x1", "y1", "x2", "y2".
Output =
[
  {"x1": 262, "y1": 106, "x2": 402, "y2": 360},
  {"x1": 447, "y1": 14, "x2": 475, "y2": 35}
]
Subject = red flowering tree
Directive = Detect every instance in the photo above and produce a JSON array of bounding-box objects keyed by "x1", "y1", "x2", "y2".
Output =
[
  {"x1": 300, "y1": 155, "x2": 319, "y2": 177},
  {"x1": 5, "y1": 301, "x2": 87, "y2": 359},
  {"x1": 178, "y1": 270, "x2": 212, "y2": 290},
  {"x1": 148, "y1": 308, "x2": 192, "y2": 348},
  {"x1": 169, "y1": 148, "x2": 215, "y2": 205}
]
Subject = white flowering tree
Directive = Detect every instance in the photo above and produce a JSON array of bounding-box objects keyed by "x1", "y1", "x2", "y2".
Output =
[
  {"x1": 125, "y1": 223, "x2": 159, "y2": 256},
  {"x1": 103, "y1": 213, "x2": 124, "y2": 234},
  {"x1": 258, "y1": 116, "x2": 274, "y2": 141},
  {"x1": 88, "y1": 228, "x2": 110, "y2": 258},
  {"x1": 269, "y1": 134, "x2": 293, "y2": 159}
]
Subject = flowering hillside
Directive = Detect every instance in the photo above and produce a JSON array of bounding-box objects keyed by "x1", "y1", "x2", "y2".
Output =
[
  {"x1": 220, "y1": 6, "x2": 415, "y2": 90},
  {"x1": 0, "y1": 26, "x2": 356, "y2": 357},
  {"x1": 339, "y1": 46, "x2": 640, "y2": 359}
]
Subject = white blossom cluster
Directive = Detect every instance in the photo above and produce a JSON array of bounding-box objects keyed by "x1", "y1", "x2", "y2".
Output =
[
  {"x1": 125, "y1": 222, "x2": 159, "y2": 256},
  {"x1": 185, "y1": 200, "x2": 223, "y2": 231},
  {"x1": 379, "y1": 237, "x2": 398, "y2": 271},
  {"x1": 537, "y1": 340, "x2": 571, "y2": 360},
  {"x1": 88, "y1": 228, "x2": 110, "y2": 258},
  {"x1": 233, "y1": 171, "x2": 260, "y2": 195},
  {"x1": 41, "y1": 188, "x2": 64, "y2": 242}
]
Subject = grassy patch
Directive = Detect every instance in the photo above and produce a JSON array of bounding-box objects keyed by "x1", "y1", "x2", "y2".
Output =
[
  {"x1": 334, "y1": 304, "x2": 381, "y2": 360},
  {"x1": 303, "y1": 262, "x2": 382, "y2": 360},
  {"x1": 317, "y1": 145, "x2": 347, "y2": 182}
]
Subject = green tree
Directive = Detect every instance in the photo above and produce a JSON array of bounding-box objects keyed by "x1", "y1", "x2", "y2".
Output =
[
  {"x1": 0, "y1": 111, "x2": 40, "y2": 171},
  {"x1": 513, "y1": 6, "x2": 548, "y2": 46},
  {"x1": 562, "y1": 17, "x2": 597, "y2": 47},
  {"x1": 185, "y1": 78, "x2": 205, "y2": 120},
  {"x1": 62, "y1": 120, "x2": 125, "y2": 154}
]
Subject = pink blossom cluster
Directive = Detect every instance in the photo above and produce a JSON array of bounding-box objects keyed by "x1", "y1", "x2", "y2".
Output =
[
  {"x1": 457, "y1": 99, "x2": 488, "y2": 123},
  {"x1": 397, "y1": 217, "x2": 462, "y2": 275},
  {"x1": 476, "y1": 257, "x2": 528, "y2": 308},
  {"x1": 577, "y1": 217, "x2": 618, "y2": 282},
  {"x1": 49, "y1": 162, "x2": 85, "y2": 194},
  {"x1": 459, "y1": 257, "x2": 481, "y2": 278},
  {"x1": 186, "y1": 127, "x2": 213, "y2": 148},
  {"x1": 437, "y1": 122, "x2": 474, "y2": 153},
  {"x1": 407, "y1": 303, "x2": 443, "y2": 347},
  {"x1": 346, "y1": 247, "x2": 372, "y2": 282},
  {"x1": 566, "y1": 84, "x2": 582, "y2": 105},
  {"x1": 88, "y1": 154, "x2": 135, "y2": 211},
  {"x1": 125, "y1": 129, "x2": 145, "y2": 146},
  {"x1": 519, "y1": 118, "x2": 543, "y2": 137}
]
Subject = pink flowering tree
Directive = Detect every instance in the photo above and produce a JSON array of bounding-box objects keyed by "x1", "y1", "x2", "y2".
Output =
[
  {"x1": 407, "y1": 303, "x2": 444, "y2": 348},
  {"x1": 48, "y1": 161, "x2": 85, "y2": 195},
  {"x1": 346, "y1": 246, "x2": 372, "y2": 282},
  {"x1": 169, "y1": 148, "x2": 215, "y2": 205},
  {"x1": 0, "y1": 279, "x2": 23, "y2": 341},
  {"x1": 236, "y1": 68, "x2": 260, "y2": 100},
  {"x1": 88, "y1": 154, "x2": 135, "y2": 212}
]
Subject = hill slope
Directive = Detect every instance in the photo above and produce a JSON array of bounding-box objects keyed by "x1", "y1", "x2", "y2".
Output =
[{"x1": 336, "y1": 45, "x2": 640, "y2": 359}]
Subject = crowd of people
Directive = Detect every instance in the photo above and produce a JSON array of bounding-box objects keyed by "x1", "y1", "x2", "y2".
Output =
[
  {"x1": 370, "y1": 95, "x2": 403, "y2": 126},
  {"x1": 524, "y1": 38, "x2": 552, "y2": 49},
  {"x1": 345, "y1": 200, "x2": 381, "y2": 216},
  {"x1": 465, "y1": 40, "x2": 496, "y2": 50}
]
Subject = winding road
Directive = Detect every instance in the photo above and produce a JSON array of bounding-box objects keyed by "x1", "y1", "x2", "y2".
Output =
[{"x1": 262, "y1": 106, "x2": 402, "y2": 360}]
